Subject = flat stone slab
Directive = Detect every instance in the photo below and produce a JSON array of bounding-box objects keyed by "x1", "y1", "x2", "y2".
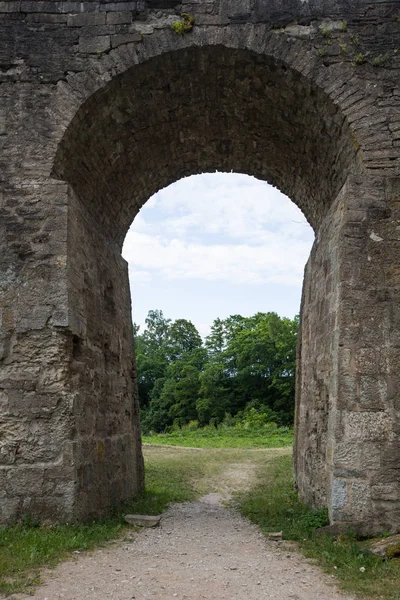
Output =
[
  {"x1": 124, "y1": 514, "x2": 161, "y2": 528},
  {"x1": 365, "y1": 534, "x2": 400, "y2": 558}
]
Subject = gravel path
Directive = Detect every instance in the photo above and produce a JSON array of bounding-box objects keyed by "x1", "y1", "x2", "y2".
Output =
[{"x1": 17, "y1": 493, "x2": 355, "y2": 600}]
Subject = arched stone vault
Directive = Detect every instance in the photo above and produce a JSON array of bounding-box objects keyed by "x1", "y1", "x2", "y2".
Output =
[
  {"x1": 52, "y1": 45, "x2": 359, "y2": 244},
  {"x1": 1, "y1": 0, "x2": 400, "y2": 533}
]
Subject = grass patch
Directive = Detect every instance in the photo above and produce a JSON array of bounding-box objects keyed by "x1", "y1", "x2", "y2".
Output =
[
  {"x1": 130, "y1": 451, "x2": 199, "y2": 514},
  {"x1": 0, "y1": 451, "x2": 199, "y2": 596},
  {"x1": 301, "y1": 535, "x2": 400, "y2": 600},
  {"x1": 0, "y1": 520, "x2": 124, "y2": 596},
  {"x1": 235, "y1": 454, "x2": 329, "y2": 538},
  {"x1": 3, "y1": 440, "x2": 400, "y2": 599},
  {"x1": 235, "y1": 454, "x2": 400, "y2": 600},
  {"x1": 143, "y1": 425, "x2": 293, "y2": 449}
]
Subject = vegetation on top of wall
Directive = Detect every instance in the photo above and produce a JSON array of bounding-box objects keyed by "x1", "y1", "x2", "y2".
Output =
[
  {"x1": 171, "y1": 13, "x2": 195, "y2": 35},
  {"x1": 315, "y1": 22, "x2": 396, "y2": 68}
]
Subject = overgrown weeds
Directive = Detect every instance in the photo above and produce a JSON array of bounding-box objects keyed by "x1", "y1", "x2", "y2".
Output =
[
  {"x1": 235, "y1": 454, "x2": 400, "y2": 600},
  {"x1": 171, "y1": 13, "x2": 195, "y2": 35},
  {"x1": 143, "y1": 421, "x2": 293, "y2": 448}
]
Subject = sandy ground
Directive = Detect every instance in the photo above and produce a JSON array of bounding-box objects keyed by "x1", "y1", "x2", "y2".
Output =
[{"x1": 14, "y1": 492, "x2": 355, "y2": 600}]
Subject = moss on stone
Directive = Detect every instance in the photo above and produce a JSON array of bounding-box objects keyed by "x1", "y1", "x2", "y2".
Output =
[
  {"x1": 171, "y1": 13, "x2": 195, "y2": 35},
  {"x1": 386, "y1": 543, "x2": 400, "y2": 559}
]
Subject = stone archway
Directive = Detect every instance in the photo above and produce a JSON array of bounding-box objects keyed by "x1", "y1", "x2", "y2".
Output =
[{"x1": 1, "y1": 1, "x2": 399, "y2": 533}]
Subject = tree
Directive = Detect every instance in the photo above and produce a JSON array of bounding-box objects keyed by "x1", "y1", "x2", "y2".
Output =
[
  {"x1": 142, "y1": 347, "x2": 207, "y2": 432},
  {"x1": 225, "y1": 312, "x2": 298, "y2": 423},
  {"x1": 138, "y1": 308, "x2": 298, "y2": 432},
  {"x1": 205, "y1": 317, "x2": 225, "y2": 358},
  {"x1": 134, "y1": 310, "x2": 171, "y2": 409},
  {"x1": 142, "y1": 309, "x2": 171, "y2": 350},
  {"x1": 138, "y1": 313, "x2": 205, "y2": 432},
  {"x1": 164, "y1": 318, "x2": 203, "y2": 362},
  {"x1": 198, "y1": 361, "x2": 233, "y2": 424},
  {"x1": 204, "y1": 312, "x2": 298, "y2": 425}
]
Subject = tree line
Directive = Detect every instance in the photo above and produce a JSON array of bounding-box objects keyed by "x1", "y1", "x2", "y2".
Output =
[{"x1": 134, "y1": 309, "x2": 299, "y2": 433}]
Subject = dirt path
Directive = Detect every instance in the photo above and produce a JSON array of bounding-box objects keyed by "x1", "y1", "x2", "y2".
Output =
[{"x1": 14, "y1": 449, "x2": 355, "y2": 600}]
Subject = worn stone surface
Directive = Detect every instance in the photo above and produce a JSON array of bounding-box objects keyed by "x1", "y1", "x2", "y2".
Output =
[
  {"x1": 124, "y1": 514, "x2": 161, "y2": 527},
  {"x1": 366, "y1": 534, "x2": 400, "y2": 558},
  {"x1": 0, "y1": 0, "x2": 399, "y2": 531},
  {"x1": 314, "y1": 521, "x2": 387, "y2": 540}
]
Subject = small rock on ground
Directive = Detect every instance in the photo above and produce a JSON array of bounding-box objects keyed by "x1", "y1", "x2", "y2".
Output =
[{"x1": 124, "y1": 515, "x2": 161, "y2": 528}]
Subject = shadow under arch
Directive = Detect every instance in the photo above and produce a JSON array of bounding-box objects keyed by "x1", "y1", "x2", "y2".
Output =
[
  {"x1": 52, "y1": 44, "x2": 361, "y2": 247},
  {"x1": 49, "y1": 42, "x2": 366, "y2": 524}
]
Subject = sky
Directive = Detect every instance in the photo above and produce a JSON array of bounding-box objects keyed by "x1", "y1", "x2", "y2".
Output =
[{"x1": 122, "y1": 173, "x2": 315, "y2": 338}]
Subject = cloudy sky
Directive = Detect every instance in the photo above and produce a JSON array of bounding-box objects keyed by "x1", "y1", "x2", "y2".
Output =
[{"x1": 122, "y1": 173, "x2": 315, "y2": 338}]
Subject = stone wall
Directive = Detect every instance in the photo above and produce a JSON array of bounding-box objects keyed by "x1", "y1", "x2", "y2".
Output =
[
  {"x1": 295, "y1": 186, "x2": 344, "y2": 513},
  {"x1": 0, "y1": 0, "x2": 399, "y2": 529},
  {"x1": 331, "y1": 175, "x2": 400, "y2": 528},
  {"x1": 67, "y1": 187, "x2": 143, "y2": 519},
  {"x1": 296, "y1": 174, "x2": 400, "y2": 532}
]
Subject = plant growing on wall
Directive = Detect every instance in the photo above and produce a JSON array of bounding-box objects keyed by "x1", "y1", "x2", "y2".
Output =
[{"x1": 171, "y1": 13, "x2": 195, "y2": 35}]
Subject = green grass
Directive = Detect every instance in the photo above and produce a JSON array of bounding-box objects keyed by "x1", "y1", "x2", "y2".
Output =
[
  {"x1": 235, "y1": 454, "x2": 329, "y2": 538},
  {"x1": 0, "y1": 520, "x2": 124, "y2": 596},
  {"x1": 0, "y1": 454, "x2": 199, "y2": 596},
  {"x1": 235, "y1": 454, "x2": 400, "y2": 600},
  {"x1": 3, "y1": 437, "x2": 400, "y2": 599},
  {"x1": 143, "y1": 425, "x2": 293, "y2": 448}
]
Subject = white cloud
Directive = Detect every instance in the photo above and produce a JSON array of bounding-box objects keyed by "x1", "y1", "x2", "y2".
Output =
[
  {"x1": 122, "y1": 173, "x2": 314, "y2": 288},
  {"x1": 133, "y1": 173, "x2": 311, "y2": 242},
  {"x1": 128, "y1": 268, "x2": 152, "y2": 285},
  {"x1": 126, "y1": 233, "x2": 310, "y2": 285}
]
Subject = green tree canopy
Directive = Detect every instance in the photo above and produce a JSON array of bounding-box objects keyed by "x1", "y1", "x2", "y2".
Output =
[{"x1": 135, "y1": 309, "x2": 298, "y2": 432}]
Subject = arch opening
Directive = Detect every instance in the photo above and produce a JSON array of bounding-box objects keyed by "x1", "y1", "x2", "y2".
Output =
[
  {"x1": 1, "y1": 0, "x2": 399, "y2": 535},
  {"x1": 123, "y1": 171, "x2": 314, "y2": 438},
  {"x1": 123, "y1": 172, "x2": 314, "y2": 332},
  {"x1": 49, "y1": 43, "x2": 364, "y2": 524}
]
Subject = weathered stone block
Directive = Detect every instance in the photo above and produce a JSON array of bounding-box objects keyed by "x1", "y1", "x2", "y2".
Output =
[
  {"x1": 107, "y1": 11, "x2": 134, "y2": 24},
  {"x1": 79, "y1": 35, "x2": 111, "y2": 53},
  {"x1": 348, "y1": 481, "x2": 372, "y2": 520},
  {"x1": 344, "y1": 411, "x2": 393, "y2": 442},
  {"x1": 331, "y1": 478, "x2": 347, "y2": 510},
  {"x1": 0, "y1": 469, "x2": 8, "y2": 497},
  {"x1": 111, "y1": 32, "x2": 142, "y2": 47},
  {"x1": 0, "y1": 497, "x2": 20, "y2": 523},
  {"x1": 99, "y1": 2, "x2": 137, "y2": 11},
  {"x1": 0, "y1": 1, "x2": 20, "y2": 12},
  {"x1": 124, "y1": 514, "x2": 161, "y2": 527},
  {"x1": 334, "y1": 441, "x2": 382, "y2": 472},
  {"x1": 68, "y1": 13, "x2": 106, "y2": 27},
  {"x1": 6, "y1": 467, "x2": 45, "y2": 496},
  {"x1": 355, "y1": 348, "x2": 383, "y2": 376},
  {"x1": 26, "y1": 13, "x2": 68, "y2": 23},
  {"x1": 367, "y1": 534, "x2": 400, "y2": 558},
  {"x1": 359, "y1": 376, "x2": 387, "y2": 411},
  {"x1": 371, "y1": 483, "x2": 400, "y2": 502}
]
